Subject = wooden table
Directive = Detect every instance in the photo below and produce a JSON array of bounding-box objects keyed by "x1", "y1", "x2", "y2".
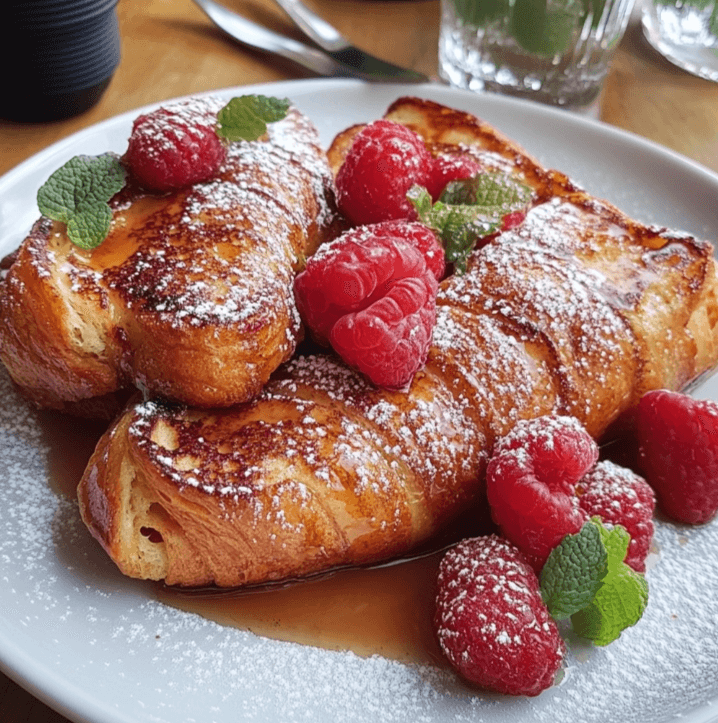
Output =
[{"x1": 1, "y1": 1, "x2": 717, "y2": 721}]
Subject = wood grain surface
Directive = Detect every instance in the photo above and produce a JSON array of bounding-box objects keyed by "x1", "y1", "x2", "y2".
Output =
[{"x1": 1, "y1": 0, "x2": 717, "y2": 721}]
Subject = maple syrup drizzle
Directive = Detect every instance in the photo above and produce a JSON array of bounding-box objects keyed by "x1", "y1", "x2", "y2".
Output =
[{"x1": 39, "y1": 410, "x2": 108, "y2": 499}]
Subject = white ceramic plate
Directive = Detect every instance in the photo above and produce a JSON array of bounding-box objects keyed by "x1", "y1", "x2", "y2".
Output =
[{"x1": 1, "y1": 79, "x2": 718, "y2": 723}]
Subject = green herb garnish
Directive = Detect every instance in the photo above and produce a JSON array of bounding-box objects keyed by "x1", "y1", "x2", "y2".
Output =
[
  {"x1": 216, "y1": 95, "x2": 291, "y2": 142},
  {"x1": 540, "y1": 518, "x2": 649, "y2": 646},
  {"x1": 408, "y1": 171, "x2": 532, "y2": 272},
  {"x1": 36, "y1": 153, "x2": 127, "y2": 250}
]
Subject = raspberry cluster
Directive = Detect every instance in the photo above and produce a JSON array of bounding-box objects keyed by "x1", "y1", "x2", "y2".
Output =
[
  {"x1": 435, "y1": 414, "x2": 658, "y2": 696},
  {"x1": 487, "y1": 415, "x2": 655, "y2": 572},
  {"x1": 435, "y1": 392, "x2": 718, "y2": 696},
  {"x1": 296, "y1": 120, "x2": 489, "y2": 389}
]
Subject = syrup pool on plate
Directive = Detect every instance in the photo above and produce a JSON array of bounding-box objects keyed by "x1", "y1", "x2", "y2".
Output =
[{"x1": 41, "y1": 408, "x2": 489, "y2": 667}]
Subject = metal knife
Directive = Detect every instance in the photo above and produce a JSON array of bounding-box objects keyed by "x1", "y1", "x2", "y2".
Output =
[
  {"x1": 270, "y1": 0, "x2": 429, "y2": 83},
  {"x1": 192, "y1": 0, "x2": 429, "y2": 83}
]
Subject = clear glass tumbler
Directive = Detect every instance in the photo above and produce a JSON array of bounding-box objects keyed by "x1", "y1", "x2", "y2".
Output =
[
  {"x1": 439, "y1": 0, "x2": 636, "y2": 110},
  {"x1": 642, "y1": 0, "x2": 718, "y2": 82}
]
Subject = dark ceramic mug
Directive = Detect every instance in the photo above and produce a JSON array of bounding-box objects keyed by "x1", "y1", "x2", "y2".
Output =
[{"x1": 1, "y1": 0, "x2": 121, "y2": 122}]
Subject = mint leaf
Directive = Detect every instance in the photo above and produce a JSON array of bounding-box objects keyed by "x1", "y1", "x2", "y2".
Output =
[
  {"x1": 67, "y1": 206, "x2": 114, "y2": 250},
  {"x1": 408, "y1": 185, "x2": 499, "y2": 271},
  {"x1": 407, "y1": 184, "x2": 433, "y2": 219},
  {"x1": 453, "y1": 0, "x2": 512, "y2": 26},
  {"x1": 216, "y1": 95, "x2": 291, "y2": 142},
  {"x1": 540, "y1": 520, "x2": 608, "y2": 619},
  {"x1": 408, "y1": 172, "x2": 531, "y2": 272},
  {"x1": 37, "y1": 153, "x2": 126, "y2": 250},
  {"x1": 571, "y1": 521, "x2": 649, "y2": 646},
  {"x1": 439, "y1": 172, "x2": 532, "y2": 210},
  {"x1": 571, "y1": 563, "x2": 649, "y2": 645},
  {"x1": 510, "y1": 0, "x2": 585, "y2": 56},
  {"x1": 599, "y1": 517, "x2": 631, "y2": 567}
]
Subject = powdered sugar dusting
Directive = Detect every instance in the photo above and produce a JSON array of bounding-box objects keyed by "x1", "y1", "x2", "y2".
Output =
[
  {"x1": 105, "y1": 103, "x2": 335, "y2": 329},
  {"x1": 438, "y1": 197, "x2": 648, "y2": 433},
  {"x1": 3, "y1": 362, "x2": 718, "y2": 722},
  {"x1": 4, "y1": 200, "x2": 718, "y2": 720},
  {"x1": 23, "y1": 98, "x2": 337, "y2": 336}
]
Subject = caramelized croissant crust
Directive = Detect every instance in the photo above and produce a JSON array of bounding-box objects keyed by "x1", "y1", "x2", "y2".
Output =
[
  {"x1": 0, "y1": 102, "x2": 341, "y2": 417},
  {"x1": 77, "y1": 98, "x2": 718, "y2": 587}
]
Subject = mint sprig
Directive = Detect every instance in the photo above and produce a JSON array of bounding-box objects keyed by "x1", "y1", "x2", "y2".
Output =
[
  {"x1": 540, "y1": 518, "x2": 649, "y2": 646},
  {"x1": 408, "y1": 172, "x2": 532, "y2": 273},
  {"x1": 540, "y1": 520, "x2": 608, "y2": 619},
  {"x1": 216, "y1": 95, "x2": 291, "y2": 142},
  {"x1": 571, "y1": 522, "x2": 649, "y2": 646},
  {"x1": 37, "y1": 153, "x2": 127, "y2": 250}
]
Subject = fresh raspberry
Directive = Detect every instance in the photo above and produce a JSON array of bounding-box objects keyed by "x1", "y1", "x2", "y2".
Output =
[
  {"x1": 635, "y1": 389, "x2": 718, "y2": 524},
  {"x1": 502, "y1": 210, "x2": 527, "y2": 230},
  {"x1": 486, "y1": 415, "x2": 599, "y2": 570},
  {"x1": 577, "y1": 460, "x2": 655, "y2": 572},
  {"x1": 295, "y1": 224, "x2": 435, "y2": 344},
  {"x1": 330, "y1": 274, "x2": 436, "y2": 388},
  {"x1": 434, "y1": 535, "x2": 565, "y2": 696},
  {"x1": 294, "y1": 225, "x2": 438, "y2": 388},
  {"x1": 124, "y1": 97, "x2": 226, "y2": 192},
  {"x1": 367, "y1": 220, "x2": 445, "y2": 281},
  {"x1": 335, "y1": 120, "x2": 434, "y2": 226},
  {"x1": 427, "y1": 153, "x2": 481, "y2": 200}
]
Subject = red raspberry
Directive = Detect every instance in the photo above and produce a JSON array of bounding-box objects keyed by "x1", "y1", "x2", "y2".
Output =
[
  {"x1": 577, "y1": 460, "x2": 655, "y2": 572},
  {"x1": 124, "y1": 97, "x2": 226, "y2": 192},
  {"x1": 330, "y1": 274, "x2": 436, "y2": 388},
  {"x1": 486, "y1": 415, "x2": 599, "y2": 570},
  {"x1": 294, "y1": 225, "x2": 438, "y2": 388},
  {"x1": 368, "y1": 220, "x2": 445, "y2": 281},
  {"x1": 295, "y1": 224, "x2": 435, "y2": 345},
  {"x1": 335, "y1": 120, "x2": 434, "y2": 225},
  {"x1": 434, "y1": 535, "x2": 565, "y2": 696},
  {"x1": 427, "y1": 153, "x2": 481, "y2": 201},
  {"x1": 636, "y1": 389, "x2": 718, "y2": 524},
  {"x1": 502, "y1": 210, "x2": 527, "y2": 230}
]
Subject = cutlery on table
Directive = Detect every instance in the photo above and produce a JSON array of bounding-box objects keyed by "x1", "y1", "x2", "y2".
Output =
[{"x1": 192, "y1": 0, "x2": 429, "y2": 83}]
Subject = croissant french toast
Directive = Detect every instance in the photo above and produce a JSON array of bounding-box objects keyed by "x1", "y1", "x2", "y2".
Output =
[
  {"x1": 77, "y1": 97, "x2": 718, "y2": 588},
  {"x1": 0, "y1": 99, "x2": 340, "y2": 418}
]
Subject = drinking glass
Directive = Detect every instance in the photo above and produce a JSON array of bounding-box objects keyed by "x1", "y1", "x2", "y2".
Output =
[
  {"x1": 439, "y1": 0, "x2": 636, "y2": 110},
  {"x1": 642, "y1": 0, "x2": 718, "y2": 82}
]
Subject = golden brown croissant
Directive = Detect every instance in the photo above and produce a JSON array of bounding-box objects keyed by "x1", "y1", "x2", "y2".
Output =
[
  {"x1": 77, "y1": 97, "x2": 718, "y2": 587},
  {"x1": 0, "y1": 99, "x2": 340, "y2": 418}
]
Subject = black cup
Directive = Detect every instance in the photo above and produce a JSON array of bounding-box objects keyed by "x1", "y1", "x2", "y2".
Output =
[{"x1": 1, "y1": 0, "x2": 121, "y2": 122}]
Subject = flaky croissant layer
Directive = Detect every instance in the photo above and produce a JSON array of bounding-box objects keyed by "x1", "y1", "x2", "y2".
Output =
[
  {"x1": 77, "y1": 97, "x2": 718, "y2": 587},
  {"x1": 0, "y1": 101, "x2": 341, "y2": 418}
]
